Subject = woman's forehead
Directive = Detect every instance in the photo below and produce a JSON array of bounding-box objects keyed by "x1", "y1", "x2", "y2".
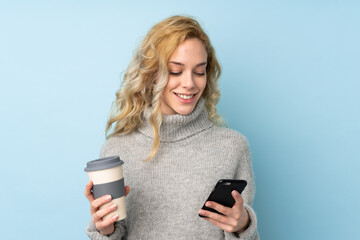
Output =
[{"x1": 168, "y1": 39, "x2": 207, "y2": 65}]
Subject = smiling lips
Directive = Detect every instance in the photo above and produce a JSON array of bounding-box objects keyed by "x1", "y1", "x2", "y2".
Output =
[{"x1": 174, "y1": 92, "x2": 197, "y2": 100}]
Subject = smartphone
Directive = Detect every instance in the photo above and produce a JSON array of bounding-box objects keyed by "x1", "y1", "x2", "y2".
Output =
[{"x1": 199, "y1": 179, "x2": 247, "y2": 218}]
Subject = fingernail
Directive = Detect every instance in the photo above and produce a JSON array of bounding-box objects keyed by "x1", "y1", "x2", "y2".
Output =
[
  {"x1": 232, "y1": 190, "x2": 238, "y2": 196},
  {"x1": 205, "y1": 202, "x2": 212, "y2": 207},
  {"x1": 110, "y1": 203, "x2": 117, "y2": 210},
  {"x1": 105, "y1": 195, "x2": 112, "y2": 201},
  {"x1": 112, "y1": 214, "x2": 119, "y2": 220}
]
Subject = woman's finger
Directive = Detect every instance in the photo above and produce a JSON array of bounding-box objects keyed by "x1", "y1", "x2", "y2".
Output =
[
  {"x1": 92, "y1": 203, "x2": 118, "y2": 222},
  {"x1": 95, "y1": 214, "x2": 118, "y2": 232},
  {"x1": 84, "y1": 181, "x2": 95, "y2": 203},
  {"x1": 204, "y1": 217, "x2": 237, "y2": 233},
  {"x1": 231, "y1": 190, "x2": 244, "y2": 209},
  {"x1": 198, "y1": 209, "x2": 232, "y2": 225},
  {"x1": 90, "y1": 194, "x2": 112, "y2": 214},
  {"x1": 125, "y1": 186, "x2": 130, "y2": 197},
  {"x1": 205, "y1": 201, "x2": 231, "y2": 216}
]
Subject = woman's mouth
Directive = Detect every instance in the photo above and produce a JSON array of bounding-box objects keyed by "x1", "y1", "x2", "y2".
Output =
[{"x1": 174, "y1": 93, "x2": 196, "y2": 100}]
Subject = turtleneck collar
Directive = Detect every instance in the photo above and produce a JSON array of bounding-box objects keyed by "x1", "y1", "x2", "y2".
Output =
[{"x1": 137, "y1": 97, "x2": 214, "y2": 142}]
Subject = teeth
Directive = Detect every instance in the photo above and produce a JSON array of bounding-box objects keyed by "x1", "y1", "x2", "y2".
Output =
[{"x1": 175, "y1": 93, "x2": 194, "y2": 100}]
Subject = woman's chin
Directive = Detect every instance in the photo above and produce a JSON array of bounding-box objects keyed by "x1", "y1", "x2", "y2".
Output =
[{"x1": 173, "y1": 104, "x2": 197, "y2": 115}]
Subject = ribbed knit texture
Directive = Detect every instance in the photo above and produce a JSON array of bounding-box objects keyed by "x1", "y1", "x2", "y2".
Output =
[{"x1": 86, "y1": 98, "x2": 259, "y2": 240}]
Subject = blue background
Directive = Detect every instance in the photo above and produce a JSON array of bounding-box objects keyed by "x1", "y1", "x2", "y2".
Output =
[{"x1": 1, "y1": 1, "x2": 359, "y2": 239}]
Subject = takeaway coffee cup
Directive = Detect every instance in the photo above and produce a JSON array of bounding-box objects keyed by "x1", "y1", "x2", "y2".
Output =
[{"x1": 84, "y1": 156, "x2": 126, "y2": 221}]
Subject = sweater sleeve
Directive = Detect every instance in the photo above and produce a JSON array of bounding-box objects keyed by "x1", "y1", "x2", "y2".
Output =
[
  {"x1": 85, "y1": 138, "x2": 127, "y2": 239},
  {"x1": 86, "y1": 220, "x2": 126, "y2": 240},
  {"x1": 224, "y1": 135, "x2": 259, "y2": 240}
]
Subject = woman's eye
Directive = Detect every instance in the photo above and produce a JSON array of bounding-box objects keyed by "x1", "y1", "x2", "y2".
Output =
[
  {"x1": 169, "y1": 72, "x2": 182, "y2": 76},
  {"x1": 195, "y1": 72, "x2": 205, "y2": 76}
]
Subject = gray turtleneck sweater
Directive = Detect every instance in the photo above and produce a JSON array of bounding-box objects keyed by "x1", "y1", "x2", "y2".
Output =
[{"x1": 86, "y1": 98, "x2": 259, "y2": 240}]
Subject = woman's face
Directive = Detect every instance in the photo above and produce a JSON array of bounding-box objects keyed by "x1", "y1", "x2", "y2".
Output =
[{"x1": 160, "y1": 38, "x2": 207, "y2": 115}]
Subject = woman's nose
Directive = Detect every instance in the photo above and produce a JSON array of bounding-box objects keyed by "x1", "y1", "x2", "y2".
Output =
[{"x1": 181, "y1": 72, "x2": 195, "y2": 89}]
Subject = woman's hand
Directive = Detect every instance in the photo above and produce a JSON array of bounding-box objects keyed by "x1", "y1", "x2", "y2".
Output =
[
  {"x1": 198, "y1": 190, "x2": 249, "y2": 233},
  {"x1": 84, "y1": 181, "x2": 130, "y2": 236}
]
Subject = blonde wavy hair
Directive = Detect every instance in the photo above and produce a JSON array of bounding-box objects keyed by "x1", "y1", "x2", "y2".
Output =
[{"x1": 106, "y1": 15, "x2": 224, "y2": 161}]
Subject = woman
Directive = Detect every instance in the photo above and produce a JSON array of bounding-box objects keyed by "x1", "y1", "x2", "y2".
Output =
[{"x1": 85, "y1": 15, "x2": 259, "y2": 240}]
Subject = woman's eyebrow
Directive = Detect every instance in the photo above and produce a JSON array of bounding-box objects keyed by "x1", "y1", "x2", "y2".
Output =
[{"x1": 169, "y1": 61, "x2": 207, "y2": 67}]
